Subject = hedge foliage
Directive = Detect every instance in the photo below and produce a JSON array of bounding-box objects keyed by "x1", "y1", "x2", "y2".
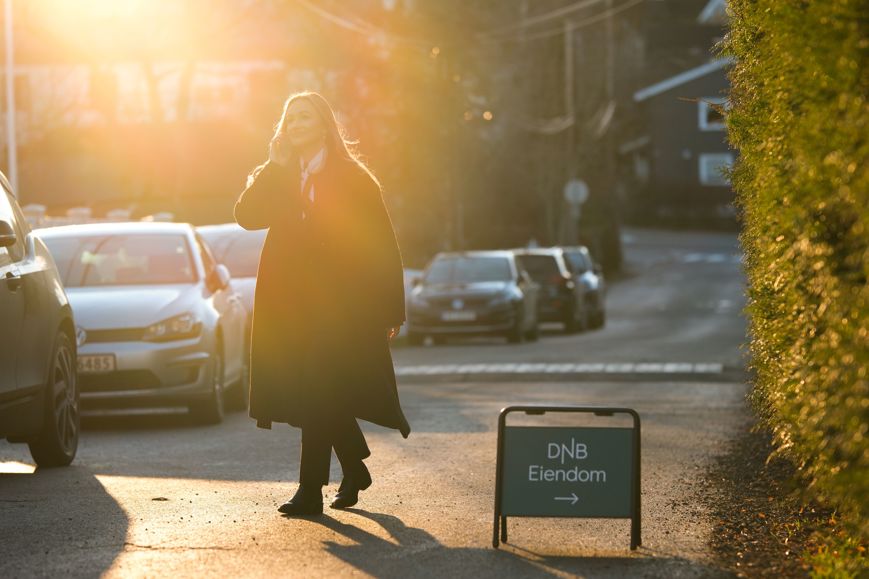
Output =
[{"x1": 723, "y1": 0, "x2": 868, "y2": 540}]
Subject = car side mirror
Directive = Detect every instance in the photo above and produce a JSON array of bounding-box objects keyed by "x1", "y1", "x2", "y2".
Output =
[
  {"x1": 208, "y1": 264, "x2": 231, "y2": 291},
  {"x1": 0, "y1": 220, "x2": 16, "y2": 248}
]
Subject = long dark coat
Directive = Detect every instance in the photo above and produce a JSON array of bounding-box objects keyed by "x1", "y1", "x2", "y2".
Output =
[{"x1": 234, "y1": 153, "x2": 410, "y2": 437}]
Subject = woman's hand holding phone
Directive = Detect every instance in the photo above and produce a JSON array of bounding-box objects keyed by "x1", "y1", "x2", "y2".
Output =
[{"x1": 269, "y1": 134, "x2": 290, "y2": 166}]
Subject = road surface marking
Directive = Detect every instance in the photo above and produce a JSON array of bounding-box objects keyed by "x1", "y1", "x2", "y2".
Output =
[{"x1": 394, "y1": 362, "x2": 725, "y2": 376}]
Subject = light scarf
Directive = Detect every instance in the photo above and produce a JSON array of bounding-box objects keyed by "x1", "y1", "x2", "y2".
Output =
[{"x1": 300, "y1": 147, "x2": 327, "y2": 204}]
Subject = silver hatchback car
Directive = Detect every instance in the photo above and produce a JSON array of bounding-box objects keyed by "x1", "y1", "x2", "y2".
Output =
[{"x1": 36, "y1": 222, "x2": 248, "y2": 424}]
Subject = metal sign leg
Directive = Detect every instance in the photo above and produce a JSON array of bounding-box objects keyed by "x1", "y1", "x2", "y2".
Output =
[
  {"x1": 493, "y1": 410, "x2": 508, "y2": 548},
  {"x1": 631, "y1": 414, "x2": 642, "y2": 550}
]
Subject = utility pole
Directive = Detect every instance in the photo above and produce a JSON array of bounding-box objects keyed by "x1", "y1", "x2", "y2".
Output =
[
  {"x1": 605, "y1": 0, "x2": 615, "y2": 100},
  {"x1": 564, "y1": 19, "x2": 575, "y2": 179},
  {"x1": 4, "y1": 0, "x2": 18, "y2": 196},
  {"x1": 563, "y1": 19, "x2": 578, "y2": 245},
  {"x1": 603, "y1": 0, "x2": 623, "y2": 270},
  {"x1": 603, "y1": 0, "x2": 615, "y2": 216}
]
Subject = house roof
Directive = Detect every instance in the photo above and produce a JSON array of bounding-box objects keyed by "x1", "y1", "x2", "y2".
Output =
[{"x1": 633, "y1": 57, "x2": 733, "y2": 102}]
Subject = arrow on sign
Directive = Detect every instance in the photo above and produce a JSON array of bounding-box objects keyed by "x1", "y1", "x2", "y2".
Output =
[{"x1": 554, "y1": 493, "x2": 579, "y2": 505}]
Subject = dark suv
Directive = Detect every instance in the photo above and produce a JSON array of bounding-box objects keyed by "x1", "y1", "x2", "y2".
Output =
[
  {"x1": 562, "y1": 245, "x2": 606, "y2": 328},
  {"x1": 0, "y1": 174, "x2": 79, "y2": 467},
  {"x1": 513, "y1": 248, "x2": 590, "y2": 333}
]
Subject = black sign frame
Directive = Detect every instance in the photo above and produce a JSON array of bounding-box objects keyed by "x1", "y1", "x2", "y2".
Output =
[{"x1": 492, "y1": 405, "x2": 642, "y2": 550}]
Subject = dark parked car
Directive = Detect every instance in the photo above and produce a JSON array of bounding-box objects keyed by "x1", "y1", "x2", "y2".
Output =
[
  {"x1": 513, "y1": 248, "x2": 591, "y2": 333},
  {"x1": 0, "y1": 173, "x2": 79, "y2": 466},
  {"x1": 406, "y1": 251, "x2": 540, "y2": 344},
  {"x1": 398, "y1": 268, "x2": 423, "y2": 339},
  {"x1": 36, "y1": 222, "x2": 248, "y2": 423},
  {"x1": 562, "y1": 245, "x2": 607, "y2": 328}
]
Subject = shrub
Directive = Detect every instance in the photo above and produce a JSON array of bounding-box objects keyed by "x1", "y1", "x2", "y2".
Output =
[{"x1": 722, "y1": 0, "x2": 868, "y2": 560}]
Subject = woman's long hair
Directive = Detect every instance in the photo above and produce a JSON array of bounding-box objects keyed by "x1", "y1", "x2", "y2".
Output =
[{"x1": 247, "y1": 91, "x2": 377, "y2": 186}]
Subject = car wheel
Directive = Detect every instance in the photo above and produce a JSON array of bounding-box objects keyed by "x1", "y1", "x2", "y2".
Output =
[
  {"x1": 227, "y1": 349, "x2": 250, "y2": 412},
  {"x1": 28, "y1": 331, "x2": 78, "y2": 468},
  {"x1": 190, "y1": 349, "x2": 225, "y2": 425},
  {"x1": 507, "y1": 308, "x2": 524, "y2": 343},
  {"x1": 407, "y1": 331, "x2": 425, "y2": 346},
  {"x1": 563, "y1": 306, "x2": 579, "y2": 334},
  {"x1": 579, "y1": 300, "x2": 591, "y2": 332},
  {"x1": 524, "y1": 322, "x2": 540, "y2": 342},
  {"x1": 591, "y1": 307, "x2": 606, "y2": 329}
]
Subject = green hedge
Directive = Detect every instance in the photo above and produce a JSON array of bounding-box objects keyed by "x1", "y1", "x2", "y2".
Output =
[{"x1": 723, "y1": 0, "x2": 868, "y2": 545}]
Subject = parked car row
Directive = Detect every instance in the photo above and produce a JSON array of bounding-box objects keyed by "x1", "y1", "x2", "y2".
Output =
[
  {"x1": 405, "y1": 246, "x2": 606, "y2": 344},
  {"x1": 2, "y1": 189, "x2": 605, "y2": 466},
  {"x1": 2, "y1": 191, "x2": 264, "y2": 467},
  {"x1": 192, "y1": 227, "x2": 608, "y2": 348}
]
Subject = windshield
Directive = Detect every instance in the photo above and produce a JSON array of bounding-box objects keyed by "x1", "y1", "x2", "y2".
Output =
[
  {"x1": 201, "y1": 230, "x2": 266, "y2": 278},
  {"x1": 197, "y1": 230, "x2": 234, "y2": 257},
  {"x1": 515, "y1": 254, "x2": 561, "y2": 280},
  {"x1": 563, "y1": 251, "x2": 591, "y2": 273},
  {"x1": 425, "y1": 256, "x2": 513, "y2": 284},
  {"x1": 42, "y1": 233, "x2": 197, "y2": 287}
]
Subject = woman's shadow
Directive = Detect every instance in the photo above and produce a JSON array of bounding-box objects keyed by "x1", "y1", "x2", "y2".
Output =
[
  {"x1": 312, "y1": 508, "x2": 549, "y2": 578},
  {"x1": 294, "y1": 509, "x2": 710, "y2": 579}
]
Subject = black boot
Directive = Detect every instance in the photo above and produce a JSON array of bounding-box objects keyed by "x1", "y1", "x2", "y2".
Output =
[
  {"x1": 278, "y1": 484, "x2": 323, "y2": 516},
  {"x1": 330, "y1": 463, "x2": 372, "y2": 509}
]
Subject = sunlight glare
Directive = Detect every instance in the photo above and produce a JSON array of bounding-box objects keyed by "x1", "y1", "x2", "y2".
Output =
[
  {"x1": 0, "y1": 461, "x2": 37, "y2": 474},
  {"x1": 27, "y1": 1, "x2": 202, "y2": 60}
]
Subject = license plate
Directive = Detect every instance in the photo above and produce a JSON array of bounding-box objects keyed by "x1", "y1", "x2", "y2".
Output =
[
  {"x1": 78, "y1": 354, "x2": 116, "y2": 374},
  {"x1": 441, "y1": 311, "x2": 477, "y2": 322}
]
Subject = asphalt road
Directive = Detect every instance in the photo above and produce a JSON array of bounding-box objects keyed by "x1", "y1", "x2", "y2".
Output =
[{"x1": 1, "y1": 228, "x2": 747, "y2": 578}]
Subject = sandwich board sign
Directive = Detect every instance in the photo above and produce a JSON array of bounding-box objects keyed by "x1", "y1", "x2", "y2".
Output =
[{"x1": 492, "y1": 405, "x2": 641, "y2": 550}]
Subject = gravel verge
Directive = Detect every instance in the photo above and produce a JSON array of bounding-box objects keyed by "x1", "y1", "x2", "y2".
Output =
[{"x1": 696, "y1": 420, "x2": 838, "y2": 577}]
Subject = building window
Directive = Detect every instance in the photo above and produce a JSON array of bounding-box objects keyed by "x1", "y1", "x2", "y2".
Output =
[
  {"x1": 698, "y1": 97, "x2": 726, "y2": 131},
  {"x1": 699, "y1": 153, "x2": 734, "y2": 186}
]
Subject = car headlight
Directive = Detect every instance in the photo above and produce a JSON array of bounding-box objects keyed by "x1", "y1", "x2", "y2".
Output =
[{"x1": 143, "y1": 313, "x2": 201, "y2": 342}]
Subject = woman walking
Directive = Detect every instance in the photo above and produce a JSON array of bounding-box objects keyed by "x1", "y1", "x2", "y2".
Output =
[{"x1": 235, "y1": 92, "x2": 410, "y2": 516}]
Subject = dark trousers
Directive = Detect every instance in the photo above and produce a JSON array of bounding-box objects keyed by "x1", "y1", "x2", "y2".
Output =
[{"x1": 299, "y1": 416, "x2": 371, "y2": 487}]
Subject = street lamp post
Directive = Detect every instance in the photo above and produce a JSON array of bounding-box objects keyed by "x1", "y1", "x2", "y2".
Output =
[{"x1": 4, "y1": 0, "x2": 18, "y2": 196}]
